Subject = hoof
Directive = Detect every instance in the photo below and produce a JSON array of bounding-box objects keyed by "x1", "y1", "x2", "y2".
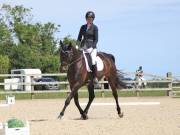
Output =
[
  {"x1": 81, "y1": 113, "x2": 88, "y2": 120},
  {"x1": 58, "y1": 113, "x2": 64, "y2": 119},
  {"x1": 118, "y1": 112, "x2": 124, "y2": 118},
  {"x1": 57, "y1": 115, "x2": 63, "y2": 119}
]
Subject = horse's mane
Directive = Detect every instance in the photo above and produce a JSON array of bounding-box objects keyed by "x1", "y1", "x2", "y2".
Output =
[{"x1": 71, "y1": 45, "x2": 82, "y2": 58}]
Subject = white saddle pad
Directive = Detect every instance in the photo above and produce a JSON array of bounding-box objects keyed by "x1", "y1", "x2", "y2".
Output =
[{"x1": 83, "y1": 53, "x2": 104, "y2": 72}]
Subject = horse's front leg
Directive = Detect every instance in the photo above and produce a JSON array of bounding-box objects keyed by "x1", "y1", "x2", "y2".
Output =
[
  {"x1": 74, "y1": 92, "x2": 85, "y2": 118},
  {"x1": 83, "y1": 82, "x2": 95, "y2": 119},
  {"x1": 58, "y1": 82, "x2": 80, "y2": 119},
  {"x1": 58, "y1": 90, "x2": 76, "y2": 119}
]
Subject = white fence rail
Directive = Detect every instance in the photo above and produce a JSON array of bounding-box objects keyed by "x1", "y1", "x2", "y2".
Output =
[{"x1": 0, "y1": 72, "x2": 179, "y2": 97}]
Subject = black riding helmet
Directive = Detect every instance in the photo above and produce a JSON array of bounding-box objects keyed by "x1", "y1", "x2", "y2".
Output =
[{"x1": 85, "y1": 11, "x2": 95, "y2": 19}]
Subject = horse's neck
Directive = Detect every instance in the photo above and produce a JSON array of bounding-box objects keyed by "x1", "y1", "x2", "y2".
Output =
[
  {"x1": 71, "y1": 49, "x2": 82, "y2": 62},
  {"x1": 68, "y1": 50, "x2": 85, "y2": 74}
]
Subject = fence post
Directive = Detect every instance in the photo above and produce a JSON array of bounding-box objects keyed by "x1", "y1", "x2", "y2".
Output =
[
  {"x1": 31, "y1": 76, "x2": 34, "y2": 92},
  {"x1": 101, "y1": 82, "x2": 105, "y2": 98},
  {"x1": 166, "y1": 72, "x2": 172, "y2": 96},
  {"x1": 136, "y1": 90, "x2": 140, "y2": 97},
  {"x1": 67, "y1": 85, "x2": 70, "y2": 95},
  {"x1": 31, "y1": 92, "x2": 35, "y2": 99}
]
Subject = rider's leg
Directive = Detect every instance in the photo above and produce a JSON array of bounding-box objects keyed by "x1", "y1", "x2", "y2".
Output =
[
  {"x1": 141, "y1": 77, "x2": 146, "y2": 88},
  {"x1": 91, "y1": 48, "x2": 98, "y2": 84}
]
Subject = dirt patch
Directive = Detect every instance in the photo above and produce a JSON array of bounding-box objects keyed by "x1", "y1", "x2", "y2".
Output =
[{"x1": 0, "y1": 97, "x2": 180, "y2": 135}]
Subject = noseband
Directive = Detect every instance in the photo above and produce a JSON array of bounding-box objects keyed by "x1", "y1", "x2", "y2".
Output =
[{"x1": 61, "y1": 49, "x2": 82, "y2": 67}]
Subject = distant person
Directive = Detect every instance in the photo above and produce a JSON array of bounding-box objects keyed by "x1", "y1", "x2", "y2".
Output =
[
  {"x1": 135, "y1": 66, "x2": 143, "y2": 78},
  {"x1": 77, "y1": 11, "x2": 98, "y2": 83},
  {"x1": 135, "y1": 66, "x2": 146, "y2": 88}
]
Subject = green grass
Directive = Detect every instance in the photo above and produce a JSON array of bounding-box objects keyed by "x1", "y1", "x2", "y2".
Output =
[
  {"x1": 103, "y1": 91, "x2": 136, "y2": 97},
  {"x1": 32, "y1": 92, "x2": 67, "y2": 99},
  {"x1": 139, "y1": 91, "x2": 167, "y2": 96},
  {"x1": 0, "y1": 93, "x2": 32, "y2": 100},
  {"x1": 0, "y1": 89, "x2": 171, "y2": 100},
  {"x1": 171, "y1": 88, "x2": 180, "y2": 97},
  {"x1": 173, "y1": 87, "x2": 180, "y2": 90}
]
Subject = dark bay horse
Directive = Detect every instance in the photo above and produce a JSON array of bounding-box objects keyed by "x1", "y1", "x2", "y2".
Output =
[{"x1": 58, "y1": 41, "x2": 126, "y2": 120}]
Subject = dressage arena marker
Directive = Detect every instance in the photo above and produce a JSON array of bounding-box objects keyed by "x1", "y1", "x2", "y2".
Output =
[
  {"x1": 0, "y1": 95, "x2": 15, "y2": 107},
  {"x1": 80, "y1": 102, "x2": 160, "y2": 106},
  {"x1": 6, "y1": 95, "x2": 15, "y2": 105}
]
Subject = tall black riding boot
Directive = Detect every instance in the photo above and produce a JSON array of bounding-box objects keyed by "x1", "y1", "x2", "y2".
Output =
[{"x1": 92, "y1": 65, "x2": 98, "y2": 84}]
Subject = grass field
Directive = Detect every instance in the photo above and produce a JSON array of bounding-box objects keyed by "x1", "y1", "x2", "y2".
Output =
[{"x1": 0, "y1": 89, "x2": 172, "y2": 100}]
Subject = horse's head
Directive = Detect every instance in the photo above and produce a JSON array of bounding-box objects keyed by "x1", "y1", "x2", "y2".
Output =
[{"x1": 59, "y1": 40, "x2": 74, "y2": 72}]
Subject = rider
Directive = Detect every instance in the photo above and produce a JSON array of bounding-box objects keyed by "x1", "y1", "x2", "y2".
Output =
[
  {"x1": 135, "y1": 66, "x2": 146, "y2": 87},
  {"x1": 77, "y1": 11, "x2": 98, "y2": 83},
  {"x1": 135, "y1": 66, "x2": 143, "y2": 78}
]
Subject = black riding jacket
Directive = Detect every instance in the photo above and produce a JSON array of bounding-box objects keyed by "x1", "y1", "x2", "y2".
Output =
[{"x1": 77, "y1": 24, "x2": 98, "y2": 49}]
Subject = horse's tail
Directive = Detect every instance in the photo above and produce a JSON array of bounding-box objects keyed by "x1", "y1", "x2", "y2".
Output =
[
  {"x1": 107, "y1": 53, "x2": 126, "y2": 89},
  {"x1": 115, "y1": 70, "x2": 127, "y2": 89},
  {"x1": 99, "y1": 52, "x2": 126, "y2": 89},
  {"x1": 109, "y1": 53, "x2": 115, "y2": 63}
]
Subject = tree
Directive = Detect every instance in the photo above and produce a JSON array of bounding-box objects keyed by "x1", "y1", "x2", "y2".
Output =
[
  {"x1": 9, "y1": 45, "x2": 40, "y2": 69},
  {"x1": 9, "y1": 44, "x2": 59, "y2": 73},
  {"x1": 1, "y1": 4, "x2": 32, "y2": 25},
  {"x1": 0, "y1": 4, "x2": 61, "y2": 72},
  {"x1": 0, "y1": 55, "x2": 10, "y2": 74},
  {"x1": 1, "y1": 4, "x2": 60, "y2": 54},
  {"x1": 39, "y1": 55, "x2": 59, "y2": 73},
  {"x1": 37, "y1": 22, "x2": 60, "y2": 55},
  {"x1": 0, "y1": 14, "x2": 14, "y2": 56},
  {"x1": 63, "y1": 35, "x2": 77, "y2": 45}
]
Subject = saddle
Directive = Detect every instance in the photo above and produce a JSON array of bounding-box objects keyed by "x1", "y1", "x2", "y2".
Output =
[
  {"x1": 84, "y1": 53, "x2": 92, "y2": 71},
  {"x1": 83, "y1": 52, "x2": 104, "y2": 72}
]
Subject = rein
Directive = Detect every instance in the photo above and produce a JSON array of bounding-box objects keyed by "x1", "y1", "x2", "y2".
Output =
[{"x1": 68, "y1": 55, "x2": 83, "y2": 67}]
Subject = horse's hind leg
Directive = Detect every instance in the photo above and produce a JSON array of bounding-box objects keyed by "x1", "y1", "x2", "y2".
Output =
[{"x1": 108, "y1": 78, "x2": 123, "y2": 118}]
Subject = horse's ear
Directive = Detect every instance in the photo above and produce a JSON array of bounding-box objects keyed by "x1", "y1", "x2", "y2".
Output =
[
  {"x1": 60, "y1": 40, "x2": 63, "y2": 47},
  {"x1": 68, "y1": 42, "x2": 72, "y2": 50}
]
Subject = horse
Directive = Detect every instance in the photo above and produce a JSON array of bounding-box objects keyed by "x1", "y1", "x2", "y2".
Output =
[{"x1": 58, "y1": 41, "x2": 126, "y2": 120}]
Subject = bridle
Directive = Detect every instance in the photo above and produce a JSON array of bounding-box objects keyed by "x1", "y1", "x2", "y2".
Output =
[{"x1": 60, "y1": 49, "x2": 82, "y2": 68}]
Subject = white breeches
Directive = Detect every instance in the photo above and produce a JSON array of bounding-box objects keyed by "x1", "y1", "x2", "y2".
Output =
[
  {"x1": 136, "y1": 77, "x2": 147, "y2": 86},
  {"x1": 83, "y1": 47, "x2": 97, "y2": 65}
]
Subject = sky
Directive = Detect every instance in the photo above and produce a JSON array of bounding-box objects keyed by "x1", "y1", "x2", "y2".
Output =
[{"x1": 0, "y1": 0, "x2": 180, "y2": 77}]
